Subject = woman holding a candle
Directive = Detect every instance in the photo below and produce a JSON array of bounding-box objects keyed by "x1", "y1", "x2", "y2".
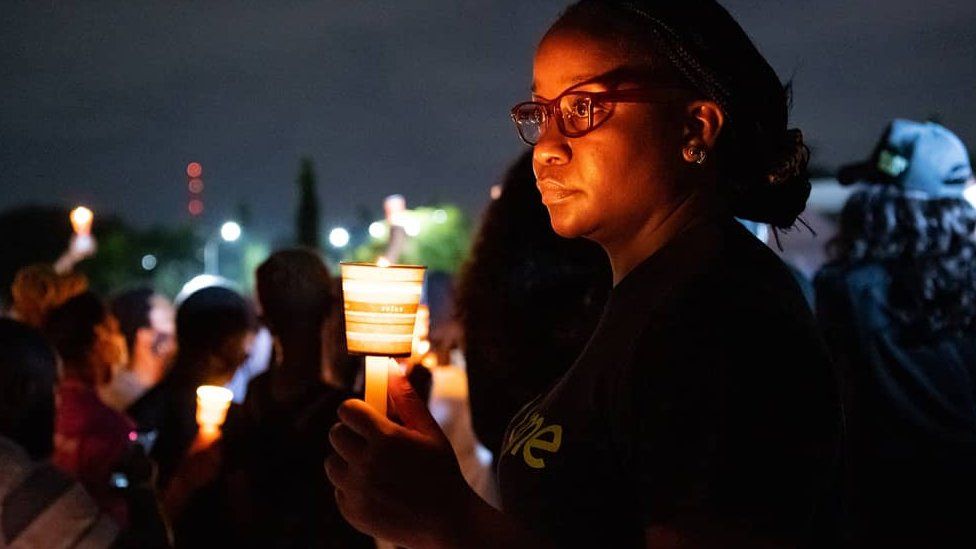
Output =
[
  {"x1": 327, "y1": 1, "x2": 841, "y2": 547},
  {"x1": 43, "y1": 291, "x2": 135, "y2": 527}
]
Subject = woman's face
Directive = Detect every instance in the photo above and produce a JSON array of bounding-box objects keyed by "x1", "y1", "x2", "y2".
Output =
[
  {"x1": 92, "y1": 315, "x2": 128, "y2": 385},
  {"x1": 531, "y1": 27, "x2": 688, "y2": 245},
  {"x1": 209, "y1": 330, "x2": 254, "y2": 385}
]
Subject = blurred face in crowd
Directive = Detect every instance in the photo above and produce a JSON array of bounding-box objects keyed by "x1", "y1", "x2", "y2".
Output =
[
  {"x1": 91, "y1": 314, "x2": 128, "y2": 386},
  {"x1": 207, "y1": 329, "x2": 255, "y2": 386},
  {"x1": 129, "y1": 294, "x2": 176, "y2": 386}
]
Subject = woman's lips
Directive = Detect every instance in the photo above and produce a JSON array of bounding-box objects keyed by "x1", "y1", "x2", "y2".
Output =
[{"x1": 537, "y1": 179, "x2": 579, "y2": 205}]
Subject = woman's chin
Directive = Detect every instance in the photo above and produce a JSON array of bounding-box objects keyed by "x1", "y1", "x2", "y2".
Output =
[{"x1": 546, "y1": 209, "x2": 590, "y2": 240}]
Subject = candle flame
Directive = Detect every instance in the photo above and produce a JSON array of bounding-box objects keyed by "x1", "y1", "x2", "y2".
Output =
[
  {"x1": 377, "y1": 256, "x2": 391, "y2": 268},
  {"x1": 70, "y1": 206, "x2": 93, "y2": 235}
]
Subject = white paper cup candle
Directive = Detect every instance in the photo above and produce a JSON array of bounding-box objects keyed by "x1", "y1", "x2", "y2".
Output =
[
  {"x1": 195, "y1": 385, "x2": 233, "y2": 435},
  {"x1": 340, "y1": 261, "x2": 426, "y2": 415}
]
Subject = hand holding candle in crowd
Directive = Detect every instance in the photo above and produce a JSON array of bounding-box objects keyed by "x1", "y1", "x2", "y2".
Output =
[
  {"x1": 54, "y1": 206, "x2": 97, "y2": 274},
  {"x1": 326, "y1": 367, "x2": 477, "y2": 548}
]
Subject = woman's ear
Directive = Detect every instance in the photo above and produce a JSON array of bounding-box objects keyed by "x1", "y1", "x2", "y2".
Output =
[{"x1": 682, "y1": 100, "x2": 725, "y2": 150}]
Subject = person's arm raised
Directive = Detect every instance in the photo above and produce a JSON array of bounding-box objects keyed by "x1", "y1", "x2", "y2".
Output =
[{"x1": 326, "y1": 368, "x2": 551, "y2": 549}]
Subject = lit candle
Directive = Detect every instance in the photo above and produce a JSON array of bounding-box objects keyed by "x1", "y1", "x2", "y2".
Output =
[
  {"x1": 70, "y1": 206, "x2": 93, "y2": 236},
  {"x1": 195, "y1": 385, "x2": 233, "y2": 436},
  {"x1": 364, "y1": 356, "x2": 393, "y2": 417},
  {"x1": 340, "y1": 261, "x2": 426, "y2": 415}
]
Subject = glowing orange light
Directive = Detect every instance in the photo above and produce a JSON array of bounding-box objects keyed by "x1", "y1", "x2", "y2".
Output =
[
  {"x1": 340, "y1": 261, "x2": 427, "y2": 416},
  {"x1": 188, "y1": 199, "x2": 204, "y2": 216},
  {"x1": 186, "y1": 162, "x2": 203, "y2": 178},
  {"x1": 70, "y1": 206, "x2": 93, "y2": 236},
  {"x1": 188, "y1": 178, "x2": 204, "y2": 193},
  {"x1": 195, "y1": 385, "x2": 233, "y2": 435}
]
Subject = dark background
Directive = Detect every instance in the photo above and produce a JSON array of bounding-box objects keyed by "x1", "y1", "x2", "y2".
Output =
[{"x1": 3, "y1": 0, "x2": 974, "y2": 243}]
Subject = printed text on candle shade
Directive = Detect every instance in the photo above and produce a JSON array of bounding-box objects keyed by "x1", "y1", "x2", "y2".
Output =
[{"x1": 502, "y1": 412, "x2": 562, "y2": 469}]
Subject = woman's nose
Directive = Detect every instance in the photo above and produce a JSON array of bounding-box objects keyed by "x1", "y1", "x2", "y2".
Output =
[{"x1": 532, "y1": 126, "x2": 571, "y2": 166}]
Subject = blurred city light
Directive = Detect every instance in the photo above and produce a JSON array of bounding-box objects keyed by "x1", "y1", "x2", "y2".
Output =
[
  {"x1": 220, "y1": 221, "x2": 242, "y2": 242},
  {"x1": 369, "y1": 221, "x2": 387, "y2": 239},
  {"x1": 329, "y1": 227, "x2": 350, "y2": 248},
  {"x1": 141, "y1": 254, "x2": 157, "y2": 271},
  {"x1": 186, "y1": 162, "x2": 203, "y2": 178}
]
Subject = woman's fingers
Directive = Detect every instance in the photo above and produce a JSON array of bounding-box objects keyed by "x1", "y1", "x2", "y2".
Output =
[
  {"x1": 337, "y1": 398, "x2": 392, "y2": 440},
  {"x1": 329, "y1": 422, "x2": 367, "y2": 463},
  {"x1": 324, "y1": 453, "x2": 349, "y2": 487},
  {"x1": 388, "y1": 370, "x2": 442, "y2": 436}
]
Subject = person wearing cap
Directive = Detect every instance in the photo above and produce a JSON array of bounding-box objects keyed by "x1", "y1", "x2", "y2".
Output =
[
  {"x1": 326, "y1": 1, "x2": 842, "y2": 547},
  {"x1": 816, "y1": 119, "x2": 976, "y2": 546}
]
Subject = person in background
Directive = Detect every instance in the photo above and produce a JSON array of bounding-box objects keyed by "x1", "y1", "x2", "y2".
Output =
[
  {"x1": 456, "y1": 150, "x2": 610, "y2": 460},
  {"x1": 0, "y1": 317, "x2": 169, "y2": 548},
  {"x1": 816, "y1": 119, "x2": 976, "y2": 546},
  {"x1": 128, "y1": 285, "x2": 256, "y2": 489},
  {"x1": 382, "y1": 194, "x2": 408, "y2": 263},
  {"x1": 9, "y1": 263, "x2": 88, "y2": 328},
  {"x1": 224, "y1": 324, "x2": 272, "y2": 404},
  {"x1": 43, "y1": 291, "x2": 136, "y2": 527},
  {"x1": 230, "y1": 248, "x2": 372, "y2": 548},
  {"x1": 99, "y1": 287, "x2": 177, "y2": 413}
]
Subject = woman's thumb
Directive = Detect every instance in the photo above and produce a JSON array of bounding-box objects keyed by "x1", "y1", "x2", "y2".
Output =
[{"x1": 388, "y1": 366, "x2": 441, "y2": 436}]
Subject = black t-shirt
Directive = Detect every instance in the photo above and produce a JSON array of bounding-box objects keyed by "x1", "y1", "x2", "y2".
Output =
[
  {"x1": 815, "y1": 262, "x2": 976, "y2": 545},
  {"x1": 232, "y1": 371, "x2": 374, "y2": 549},
  {"x1": 497, "y1": 217, "x2": 842, "y2": 547}
]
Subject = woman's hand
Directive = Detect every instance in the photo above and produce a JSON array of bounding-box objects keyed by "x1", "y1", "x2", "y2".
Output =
[
  {"x1": 326, "y1": 367, "x2": 474, "y2": 548},
  {"x1": 161, "y1": 431, "x2": 223, "y2": 520}
]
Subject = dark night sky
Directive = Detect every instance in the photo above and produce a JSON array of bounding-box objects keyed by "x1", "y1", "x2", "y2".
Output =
[{"x1": 2, "y1": 1, "x2": 974, "y2": 242}]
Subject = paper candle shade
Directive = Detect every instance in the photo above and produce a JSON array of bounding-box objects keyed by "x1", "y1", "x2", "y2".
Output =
[
  {"x1": 340, "y1": 262, "x2": 426, "y2": 357},
  {"x1": 195, "y1": 385, "x2": 233, "y2": 434}
]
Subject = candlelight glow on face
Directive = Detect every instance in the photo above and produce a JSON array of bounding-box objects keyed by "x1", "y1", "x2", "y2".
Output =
[{"x1": 70, "y1": 206, "x2": 93, "y2": 236}]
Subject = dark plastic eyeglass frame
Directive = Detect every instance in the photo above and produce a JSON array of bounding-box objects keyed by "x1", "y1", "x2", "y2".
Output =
[{"x1": 510, "y1": 87, "x2": 690, "y2": 146}]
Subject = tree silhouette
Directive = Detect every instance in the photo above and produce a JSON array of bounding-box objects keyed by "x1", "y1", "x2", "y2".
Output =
[{"x1": 295, "y1": 157, "x2": 321, "y2": 249}]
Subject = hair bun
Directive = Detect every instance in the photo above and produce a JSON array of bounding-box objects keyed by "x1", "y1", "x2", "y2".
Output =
[
  {"x1": 730, "y1": 128, "x2": 812, "y2": 229},
  {"x1": 767, "y1": 128, "x2": 809, "y2": 185}
]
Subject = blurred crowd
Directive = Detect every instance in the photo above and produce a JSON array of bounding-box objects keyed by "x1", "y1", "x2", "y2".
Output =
[{"x1": 0, "y1": 116, "x2": 974, "y2": 548}]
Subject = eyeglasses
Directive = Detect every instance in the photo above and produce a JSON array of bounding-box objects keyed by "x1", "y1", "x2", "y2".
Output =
[{"x1": 510, "y1": 87, "x2": 689, "y2": 146}]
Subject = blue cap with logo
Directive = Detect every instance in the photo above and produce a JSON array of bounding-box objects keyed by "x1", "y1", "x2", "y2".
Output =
[{"x1": 838, "y1": 119, "x2": 972, "y2": 199}]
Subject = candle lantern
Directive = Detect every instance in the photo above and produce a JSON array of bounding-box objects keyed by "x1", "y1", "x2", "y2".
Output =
[
  {"x1": 340, "y1": 261, "x2": 426, "y2": 416},
  {"x1": 70, "y1": 206, "x2": 93, "y2": 236},
  {"x1": 195, "y1": 385, "x2": 233, "y2": 436}
]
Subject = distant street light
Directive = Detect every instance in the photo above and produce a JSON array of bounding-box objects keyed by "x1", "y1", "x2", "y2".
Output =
[
  {"x1": 368, "y1": 221, "x2": 387, "y2": 239},
  {"x1": 220, "y1": 221, "x2": 242, "y2": 242},
  {"x1": 205, "y1": 220, "x2": 242, "y2": 275},
  {"x1": 329, "y1": 227, "x2": 350, "y2": 248}
]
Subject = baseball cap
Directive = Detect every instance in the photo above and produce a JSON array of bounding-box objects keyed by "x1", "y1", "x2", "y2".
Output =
[{"x1": 837, "y1": 119, "x2": 972, "y2": 199}]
